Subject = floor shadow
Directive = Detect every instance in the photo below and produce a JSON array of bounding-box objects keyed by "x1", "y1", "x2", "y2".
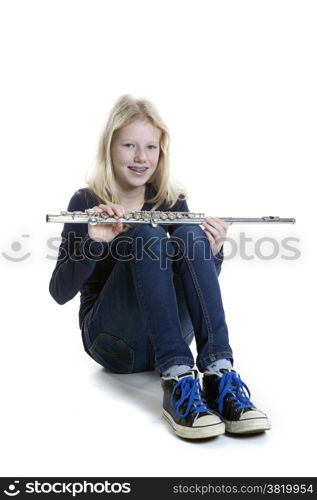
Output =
[
  {"x1": 90, "y1": 367, "x2": 271, "y2": 445},
  {"x1": 225, "y1": 430, "x2": 270, "y2": 440},
  {"x1": 91, "y1": 367, "x2": 162, "y2": 418}
]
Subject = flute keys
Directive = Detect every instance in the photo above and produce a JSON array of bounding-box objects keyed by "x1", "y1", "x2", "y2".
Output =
[
  {"x1": 86, "y1": 209, "x2": 98, "y2": 216},
  {"x1": 46, "y1": 210, "x2": 295, "y2": 225},
  {"x1": 88, "y1": 217, "x2": 98, "y2": 225}
]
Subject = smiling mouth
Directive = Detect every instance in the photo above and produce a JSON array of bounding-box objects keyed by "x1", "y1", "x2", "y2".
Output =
[{"x1": 128, "y1": 166, "x2": 149, "y2": 172}]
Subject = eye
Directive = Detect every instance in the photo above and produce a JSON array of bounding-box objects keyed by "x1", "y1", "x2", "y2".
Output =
[
  {"x1": 123, "y1": 143, "x2": 134, "y2": 148},
  {"x1": 148, "y1": 145, "x2": 158, "y2": 149}
]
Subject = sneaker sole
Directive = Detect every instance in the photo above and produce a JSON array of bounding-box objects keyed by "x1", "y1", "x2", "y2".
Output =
[
  {"x1": 224, "y1": 417, "x2": 271, "y2": 435},
  {"x1": 162, "y1": 410, "x2": 225, "y2": 439}
]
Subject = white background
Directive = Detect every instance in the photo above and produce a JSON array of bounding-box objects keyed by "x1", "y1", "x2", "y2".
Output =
[{"x1": 1, "y1": 0, "x2": 316, "y2": 478}]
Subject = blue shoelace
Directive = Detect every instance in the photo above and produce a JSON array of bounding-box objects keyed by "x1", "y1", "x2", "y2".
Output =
[
  {"x1": 170, "y1": 376, "x2": 209, "y2": 418},
  {"x1": 215, "y1": 371, "x2": 255, "y2": 414}
]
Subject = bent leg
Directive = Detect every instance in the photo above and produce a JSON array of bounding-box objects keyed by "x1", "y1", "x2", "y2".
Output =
[
  {"x1": 170, "y1": 224, "x2": 233, "y2": 371},
  {"x1": 82, "y1": 224, "x2": 194, "y2": 374}
]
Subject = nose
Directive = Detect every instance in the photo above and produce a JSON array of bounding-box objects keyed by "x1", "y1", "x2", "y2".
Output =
[{"x1": 134, "y1": 147, "x2": 147, "y2": 163}]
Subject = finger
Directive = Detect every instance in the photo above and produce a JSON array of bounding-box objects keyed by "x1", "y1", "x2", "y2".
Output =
[
  {"x1": 92, "y1": 206, "x2": 103, "y2": 213},
  {"x1": 204, "y1": 229, "x2": 215, "y2": 242},
  {"x1": 204, "y1": 217, "x2": 225, "y2": 231},
  {"x1": 99, "y1": 204, "x2": 115, "y2": 216},
  {"x1": 112, "y1": 221, "x2": 124, "y2": 234},
  {"x1": 112, "y1": 205, "x2": 125, "y2": 217},
  {"x1": 214, "y1": 217, "x2": 230, "y2": 230},
  {"x1": 204, "y1": 230, "x2": 218, "y2": 254},
  {"x1": 102, "y1": 204, "x2": 125, "y2": 217},
  {"x1": 203, "y1": 227, "x2": 220, "y2": 246},
  {"x1": 203, "y1": 225, "x2": 226, "y2": 248},
  {"x1": 202, "y1": 221, "x2": 221, "y2": 238},
  {"x1": 203, "y1": 219, "x2": 228, "y2": 237},
  {"x1": 113, "y1": 204, "x2": 126, "y2": 213}
]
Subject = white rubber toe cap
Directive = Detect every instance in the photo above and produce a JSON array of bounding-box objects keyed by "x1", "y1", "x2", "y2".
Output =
[
  {"x1": 193, "y1": 413, "x2": 223, "y2": 427},
  {"x1": 239, "y1": 409, "x2": 268, "y2": 420}
]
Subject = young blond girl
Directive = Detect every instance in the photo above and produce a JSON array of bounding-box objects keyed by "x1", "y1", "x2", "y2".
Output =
[{"x1": 49, "y1": 95, "x2": 270, "y2": 439}]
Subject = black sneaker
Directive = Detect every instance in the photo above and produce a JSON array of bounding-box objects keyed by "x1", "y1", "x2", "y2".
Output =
[
  {"x1": 161, "y1": 369, "x2": 225, "y2": 439},
  {"x1": 202, "y1": 369, "x2": 271, "y2": 434}
]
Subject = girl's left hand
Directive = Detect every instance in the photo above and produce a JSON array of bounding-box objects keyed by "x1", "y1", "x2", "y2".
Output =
[{"x1": 202, "y1": 217, "x2": 231, "y2": 256}]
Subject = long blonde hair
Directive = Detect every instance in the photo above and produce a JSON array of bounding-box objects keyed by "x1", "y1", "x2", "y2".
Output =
[{"x1": 85, "y1": 94, "x2": 187, "y2": 210}]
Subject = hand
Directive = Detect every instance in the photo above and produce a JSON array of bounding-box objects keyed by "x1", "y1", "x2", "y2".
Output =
[
  {"x1": 88, "y1": 203, "x2": 126, "y2": 243},
  {"x1": 202, "y1": 217, "x2": 231, "y2": 256}
]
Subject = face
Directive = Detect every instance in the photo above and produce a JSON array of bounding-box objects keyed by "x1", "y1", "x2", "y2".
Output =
[{"x1": 111, "y1": 119, "x2": 161, "y2": 191}]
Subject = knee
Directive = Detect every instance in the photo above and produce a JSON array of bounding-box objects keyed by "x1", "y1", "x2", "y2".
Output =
[
  {"x1": 111, "y1": 225, "x2": 168, "y2": 260},
  {"x1": 171, "y1": 223, "x2": 205, "y2": 240},
  {"x1": 170, "y1": 224, "x2": 210, "y2": 256},
  {"x1": 133, "y1": 223, "x2": 168, "y2": 240},
  {"x1": 130, "y1": 224, "x2": 170, "y2": 258}
]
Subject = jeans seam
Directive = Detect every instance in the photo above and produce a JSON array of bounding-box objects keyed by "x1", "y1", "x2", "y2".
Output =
[
  {"x1": 90, "y1": 333, "x2": 135, "y2": 372},
  {"x1": 92, "y1": 345, "x2": 132, "y2": 368},
  {"x1": 157, "y1": 356, "x2": 195, "y2": 372},
  {"x1": 133, "y1": 258, "x2": 158, "y2": 355},
  {"x1": 129, "y1": 225, "x2": 160, "y2": 351},
  {"x1": 182, "y1": 252, "x2": 214, "y2": 355},
  {"x1": 198, "y1": 352, "x2": 234, "y2": 370},
  {"x1": 131, "y1": 235, "x2": 190, "y2": 369}
]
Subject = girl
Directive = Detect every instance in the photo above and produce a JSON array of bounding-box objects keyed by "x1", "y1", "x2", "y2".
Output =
[{"x1": 49, "y1": 95, "x2": 271, "y2": 439}]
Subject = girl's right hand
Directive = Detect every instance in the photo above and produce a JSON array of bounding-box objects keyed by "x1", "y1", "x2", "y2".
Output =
[{"x1": 88, "y1": 203, "x2": 126, "y2": 243}]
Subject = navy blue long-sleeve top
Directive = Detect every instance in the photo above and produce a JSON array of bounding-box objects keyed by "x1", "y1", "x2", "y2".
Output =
[{"x1": 48, "y1": 183, "x2": 224, "y2": 331}]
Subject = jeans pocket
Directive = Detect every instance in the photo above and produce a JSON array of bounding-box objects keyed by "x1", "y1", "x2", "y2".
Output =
[{"x1": 89, "y1": 333, "x2": 135, "y2": 374}]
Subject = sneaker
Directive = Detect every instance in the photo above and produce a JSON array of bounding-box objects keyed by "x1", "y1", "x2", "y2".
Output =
[
  {"x1": 202, "y1": 369, "x2": 271, "y2": 434},
  {"x1": 161, "y1": 369, "x2": 225, "y2": 439}
]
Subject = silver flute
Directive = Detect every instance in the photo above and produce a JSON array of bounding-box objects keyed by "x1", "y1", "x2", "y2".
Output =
[{"x1": 46, "y1": 210, "x2": 296, "y2": 227}]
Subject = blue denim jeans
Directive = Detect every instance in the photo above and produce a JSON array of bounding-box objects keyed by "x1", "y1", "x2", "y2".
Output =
[{"x1": 81, "y1": 223, "x2": 233, "y2": 375}]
